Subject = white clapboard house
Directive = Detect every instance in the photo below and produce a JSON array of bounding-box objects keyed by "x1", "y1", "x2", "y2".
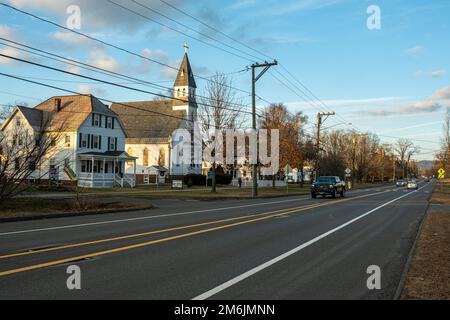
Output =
[{"x1": 0, "y1": 95, "x2": 137, "y2": 188}]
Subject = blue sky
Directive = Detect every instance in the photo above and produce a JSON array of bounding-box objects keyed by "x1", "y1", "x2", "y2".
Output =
[{"x1": 1, "y1": 0, "x2": 449, "y2": 160}]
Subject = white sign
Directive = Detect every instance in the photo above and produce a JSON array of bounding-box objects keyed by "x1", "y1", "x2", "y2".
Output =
[{"x1": 172, "y1": 180, "x2": 183, "y2": 189}]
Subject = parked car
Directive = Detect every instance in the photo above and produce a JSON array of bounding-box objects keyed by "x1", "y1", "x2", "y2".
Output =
[
  {"x1": 407, "y1": 180, "x2": 418, "y2": 190},
  {"x1": 312, "y1": 176, "x2": 346, "y2": 199}
]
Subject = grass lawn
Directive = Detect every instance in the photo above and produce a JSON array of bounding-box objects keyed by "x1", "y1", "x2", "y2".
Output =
[
  {"x1": 0, "y1": 197, "x2": 152, "y2": 220},
  {"x1": 402, "y1": 180, "x2": 450, "y2": 300}
]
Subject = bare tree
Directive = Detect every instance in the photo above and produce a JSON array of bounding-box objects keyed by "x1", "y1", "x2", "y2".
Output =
[
  {"x1": 199, "y1": 73, "x2": 245, "y2": 192},
  {"x1": 394, "y1": 138, "x2": 419, "y2": 178},
  {"x1": 0, "y1": 109, "x2": 65, "y2": 203}
]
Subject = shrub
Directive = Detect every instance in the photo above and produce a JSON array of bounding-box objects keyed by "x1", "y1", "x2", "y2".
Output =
[{"x1": 183, "y1": 174, "x2": 206, "y2": 186}]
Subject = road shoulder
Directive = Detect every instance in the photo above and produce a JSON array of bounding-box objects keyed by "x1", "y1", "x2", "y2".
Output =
[{"x1": 401, "y1": 182, "x2": 450, "y2": 300}]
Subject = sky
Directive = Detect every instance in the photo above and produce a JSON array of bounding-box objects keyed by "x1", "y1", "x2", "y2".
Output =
[{"x1": 0, "y1": 0, "x2": 449, "y2": 161}]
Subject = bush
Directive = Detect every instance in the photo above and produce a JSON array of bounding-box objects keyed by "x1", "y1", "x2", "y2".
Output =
[
  {"x1": 215, "y1": 173, "x2": 233, "y2": 185},
  {"x1": 183, "y1": 174, "x2": 206, "y2": 186},
  {"x1": 182, "y1": 173, "x2": 233, "y2": 186}
]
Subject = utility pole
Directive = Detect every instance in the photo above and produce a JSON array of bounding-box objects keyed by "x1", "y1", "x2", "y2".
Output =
[
  {"x1": 251, "y1": 60, "x2": 278, "y2": 198},
  {"x1": 315, "y1": 112, "x2": 335, "y2": 179}
]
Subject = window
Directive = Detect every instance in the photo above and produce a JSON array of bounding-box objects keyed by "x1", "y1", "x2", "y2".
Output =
[
  {"x1": 143, "y1": 148, "x2": 149, "y2": 167},
  {"x1": 127, "y1": 147, "x2": 134, "y2": 166},
  {"x1": 109, "y1": 137, "x2": 116, "y2": 151},
  {"x1": 93, "y1": 114, "x2": 100, "y2": 127},
  {"x1": 65, "y1": 134, "x2": 71, "y2": 147},
  {"x1": 64, "y1": 158, "x2": 70, "y2": 168},
  {"x1": 93, "y1": 136, "x2": 99, "y2": 149},
  {"x1": 14, "y1": 158, "x2": 20, "y2": 171},
  {"x1": 81, "y1": 134, "x2": 88, "y2": 148},
  {"x1": 107, "y1": 117, "x2": 113, "y2": 129},
  {"x1": 16, "y1": 118, "x2": 21, "y2": 127}
]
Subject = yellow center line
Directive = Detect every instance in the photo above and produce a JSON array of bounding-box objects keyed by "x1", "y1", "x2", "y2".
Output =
[
  {"x1": 0, "y1": 190, "x2": 388, "y2": 277},
  {"x1": 0, "y1": 205, "x2": 313, "y2": 260}
]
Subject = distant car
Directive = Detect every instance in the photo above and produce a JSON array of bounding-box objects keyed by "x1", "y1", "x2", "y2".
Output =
[
  {"x1": 312, "y1": 176, "x2": 346, "y2": 199},
  {"x1": 407, "y1": 180, "x2": 418, "y2": 190},
  {"x1": 396, "y1": 179, "x2": 407, "y2": 187}
]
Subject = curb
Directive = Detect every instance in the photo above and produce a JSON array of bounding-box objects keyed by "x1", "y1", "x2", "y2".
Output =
[
  {"x1": 0, "y1": 205, "x2": 155, "y2": 224},
  {"x1": 393, "y1": 188, "x2": 434, "y2": 300}
]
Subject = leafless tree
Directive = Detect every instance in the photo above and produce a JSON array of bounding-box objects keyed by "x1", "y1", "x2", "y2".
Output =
[
  {"x1": 0, "y1": 110, "x2": 65, "y2": 203},
  {"x1": 394, "y1": 138, "x2": 420, "y2": 178},
  {"x1": 199, "y1": 73, "x2": 245, "y2": 192}
]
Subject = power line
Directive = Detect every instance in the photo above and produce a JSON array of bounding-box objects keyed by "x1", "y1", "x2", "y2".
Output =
[
  {"x1": 121, "y1": 0, "x2": 263, "y2": 62},
  {"x1": 0, "y1": 2, "x2": 266, "y2": 100},
  {"x1": 0, "y1": 38, "x2": 256, "y2": 114},
  {"x1": 0, "y1": 53, "x2": 263, "y2": 118},
  {"x1": 158, "y1": 0, "x2": 273, "y2": 61}
]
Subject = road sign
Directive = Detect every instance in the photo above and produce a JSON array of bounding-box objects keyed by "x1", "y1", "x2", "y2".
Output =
[
  {"x1": 172, "y1": 180, "x2": 183, "y2": 189},
  {"x1": 438, "y1": 168, "x2": 445, "y2": 179},
  {"x1": 345, "y1": 168, "x2": 352, "y2": 175}
]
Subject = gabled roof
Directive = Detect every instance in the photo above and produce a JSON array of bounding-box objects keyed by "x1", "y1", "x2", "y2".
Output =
[
  {"x1": 111, "y1": 100, "x2": 186, "y2": 143},
  {"x1": 174, "y1": 53, "x2": 197, "y2": 88},
  {"x1": 0, "y1": 106, "x2": 43, "y2": 132},
  {"x1": 35, "y1": 95, "x2": 117, "y2": 131}
]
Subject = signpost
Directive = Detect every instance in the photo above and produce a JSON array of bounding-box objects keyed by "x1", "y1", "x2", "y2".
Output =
[
  {"x1": 172, "y1": 180, "x2": 183, "y2": 189},
  {"x1": 345, "y1": 168, "x2": 352, "y2": 189}
]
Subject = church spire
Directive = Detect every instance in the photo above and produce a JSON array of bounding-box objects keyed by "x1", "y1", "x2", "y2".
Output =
[{"x1": 174, "y1": 44, "x2": 197, "y2": 89}]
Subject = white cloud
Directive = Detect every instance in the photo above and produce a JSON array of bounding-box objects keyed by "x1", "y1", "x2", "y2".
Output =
[
  {"x1": 8, "y1": 0, "x2": 184, "y2": 31},
  {"x1": 52, "y1": 31, "x2": 88, "y2": 45},
  {"x1": 415, "y1": 70, "x2": 446, "y2": 78},
  {"x1": 87, "y1": 49, "x2": 120, "y2": 72},
  {"x1": 432, "y1": 87, "x2": 450, "y2": 100},
  {"x1": 405, "y1": 46, "x2": 424, "y2": 56},
  {"x1": 0, "y1": 25, "x2": 15, "y2": 38},
  {"x1": 78, "y1": 85, "x2": 106, "y2": 96},
  {"x1": 370, "y1": 99, "x2": 443, "y2": 116},
  {"x1": 0, "y1": 46, "x2": 21, "y2": 65},
  {"x1": 270, "y1": 0, "x2": 343, "y2": 16}
]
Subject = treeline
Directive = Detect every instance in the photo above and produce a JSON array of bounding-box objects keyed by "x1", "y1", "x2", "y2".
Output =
[{"x1": 262, "y1": 104, "x2": 420, "y2": 182}]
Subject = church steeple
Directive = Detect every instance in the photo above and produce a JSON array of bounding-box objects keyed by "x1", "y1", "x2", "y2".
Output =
[
  {"x1": 174, "y1": 48, "x2": 197, "y2": 89},
  {"x1": 173, "y1": 44, "x2": 198, "y2": 116}
]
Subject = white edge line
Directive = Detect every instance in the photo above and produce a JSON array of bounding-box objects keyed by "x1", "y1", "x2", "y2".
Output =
[
  {"x1": 192, "y1": 183, "x2": 430, "y2": 300},
  {"x1": 0, "y1": 184, "x2": 395, "y2": 237},
  {"x1": 0, "y1": 197, "x2": 306, "y2": 236}
]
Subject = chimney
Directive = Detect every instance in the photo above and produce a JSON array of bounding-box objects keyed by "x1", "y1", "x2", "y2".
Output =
[{"x1": 54, "y1": 98, "x2": 62, "y2": 112}]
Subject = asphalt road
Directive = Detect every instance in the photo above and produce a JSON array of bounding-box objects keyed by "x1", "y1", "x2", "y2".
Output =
[{"x1": 0, "y1": 182, "x2": 434, "y2": 300}]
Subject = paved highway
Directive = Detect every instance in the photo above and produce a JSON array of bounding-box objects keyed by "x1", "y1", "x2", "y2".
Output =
[{"x1": 0, "y1": 182, "x2": 433, "y2": 300}]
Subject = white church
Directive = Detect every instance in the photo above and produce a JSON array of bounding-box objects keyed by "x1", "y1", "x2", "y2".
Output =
[{"x1": 111, "y1": 47, "x2": 202, "y2": 185}]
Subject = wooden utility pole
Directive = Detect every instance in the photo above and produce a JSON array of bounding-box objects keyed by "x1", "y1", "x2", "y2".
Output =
[
  {"x1": 315, "y1": 112, "x2": 335, "y2": 179},
  {"x1": 251, "y1": 60, "x2": 278, "y2": 198}
]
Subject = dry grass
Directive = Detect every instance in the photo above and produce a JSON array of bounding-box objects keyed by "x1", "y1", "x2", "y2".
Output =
[
  {"x1": 402, "y1": 180, "x2": 450, "y2": 300},
  {"x1": 0, "y1": 198, "x2": 149, "y2": 219}
]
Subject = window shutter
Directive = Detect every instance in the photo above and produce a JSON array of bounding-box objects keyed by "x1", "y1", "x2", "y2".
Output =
[
  {"x1": 108, "y1": 137, "x2": 111, "y2": 151},
  {"x1": 105, "y1": 117, "x2": 108, "y2": 128},
  {"x1": 91, "y1": 114, "x2": 95, "y2": 126},
  {"x1": 99, "y1": 115, "x2": 102, "y2": 128},
  {"x1": 112, "y1": 118, "x2": 115, "y2": 130},
  {"x1": 115, "y1": 137, "x2": 118, "y2": 151},
  {"x1": 87, "y1": 134, "x2": 91, "y2": 149},
  {"x1": 79, "y1": 133, "x2": 82, "y2": 148},
  {"x1": 99, "y1": 136, "x2": 102, "y2": 150}
]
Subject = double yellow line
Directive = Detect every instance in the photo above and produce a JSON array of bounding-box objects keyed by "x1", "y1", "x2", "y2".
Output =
[{"x1": 0, "y1": 191, "x2": 387, "y2": 277}]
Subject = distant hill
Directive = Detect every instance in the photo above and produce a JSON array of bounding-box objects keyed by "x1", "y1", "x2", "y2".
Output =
[{"x1": 417, "y1": 160, "x2": 435, "y2": 170}]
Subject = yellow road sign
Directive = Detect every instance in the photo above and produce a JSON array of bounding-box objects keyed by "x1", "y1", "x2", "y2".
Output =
[{"x1": 438, "y1": 168, "x2": 445, "y2": 179}]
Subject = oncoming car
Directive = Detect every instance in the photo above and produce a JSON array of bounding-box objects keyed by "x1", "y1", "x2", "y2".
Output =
[
  {"x1": 311, "y1": 176, "x2": 346, "y2": 199},
  {"x1": 407, "y1": 180, "x2": 418, "y2": 190}
]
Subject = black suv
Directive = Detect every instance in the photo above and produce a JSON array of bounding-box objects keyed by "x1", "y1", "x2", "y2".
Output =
[{"x1": 311, "y1": 176, "x2": 346, "y2": 199}]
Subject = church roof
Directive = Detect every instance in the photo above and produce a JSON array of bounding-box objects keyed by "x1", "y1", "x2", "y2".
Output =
[
  {"x1": 110, "y1": 100, "x2": 186, "y2": 143},
  {"x1": 174, "y1": 53, "x2": 197, "y2": 89}
]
